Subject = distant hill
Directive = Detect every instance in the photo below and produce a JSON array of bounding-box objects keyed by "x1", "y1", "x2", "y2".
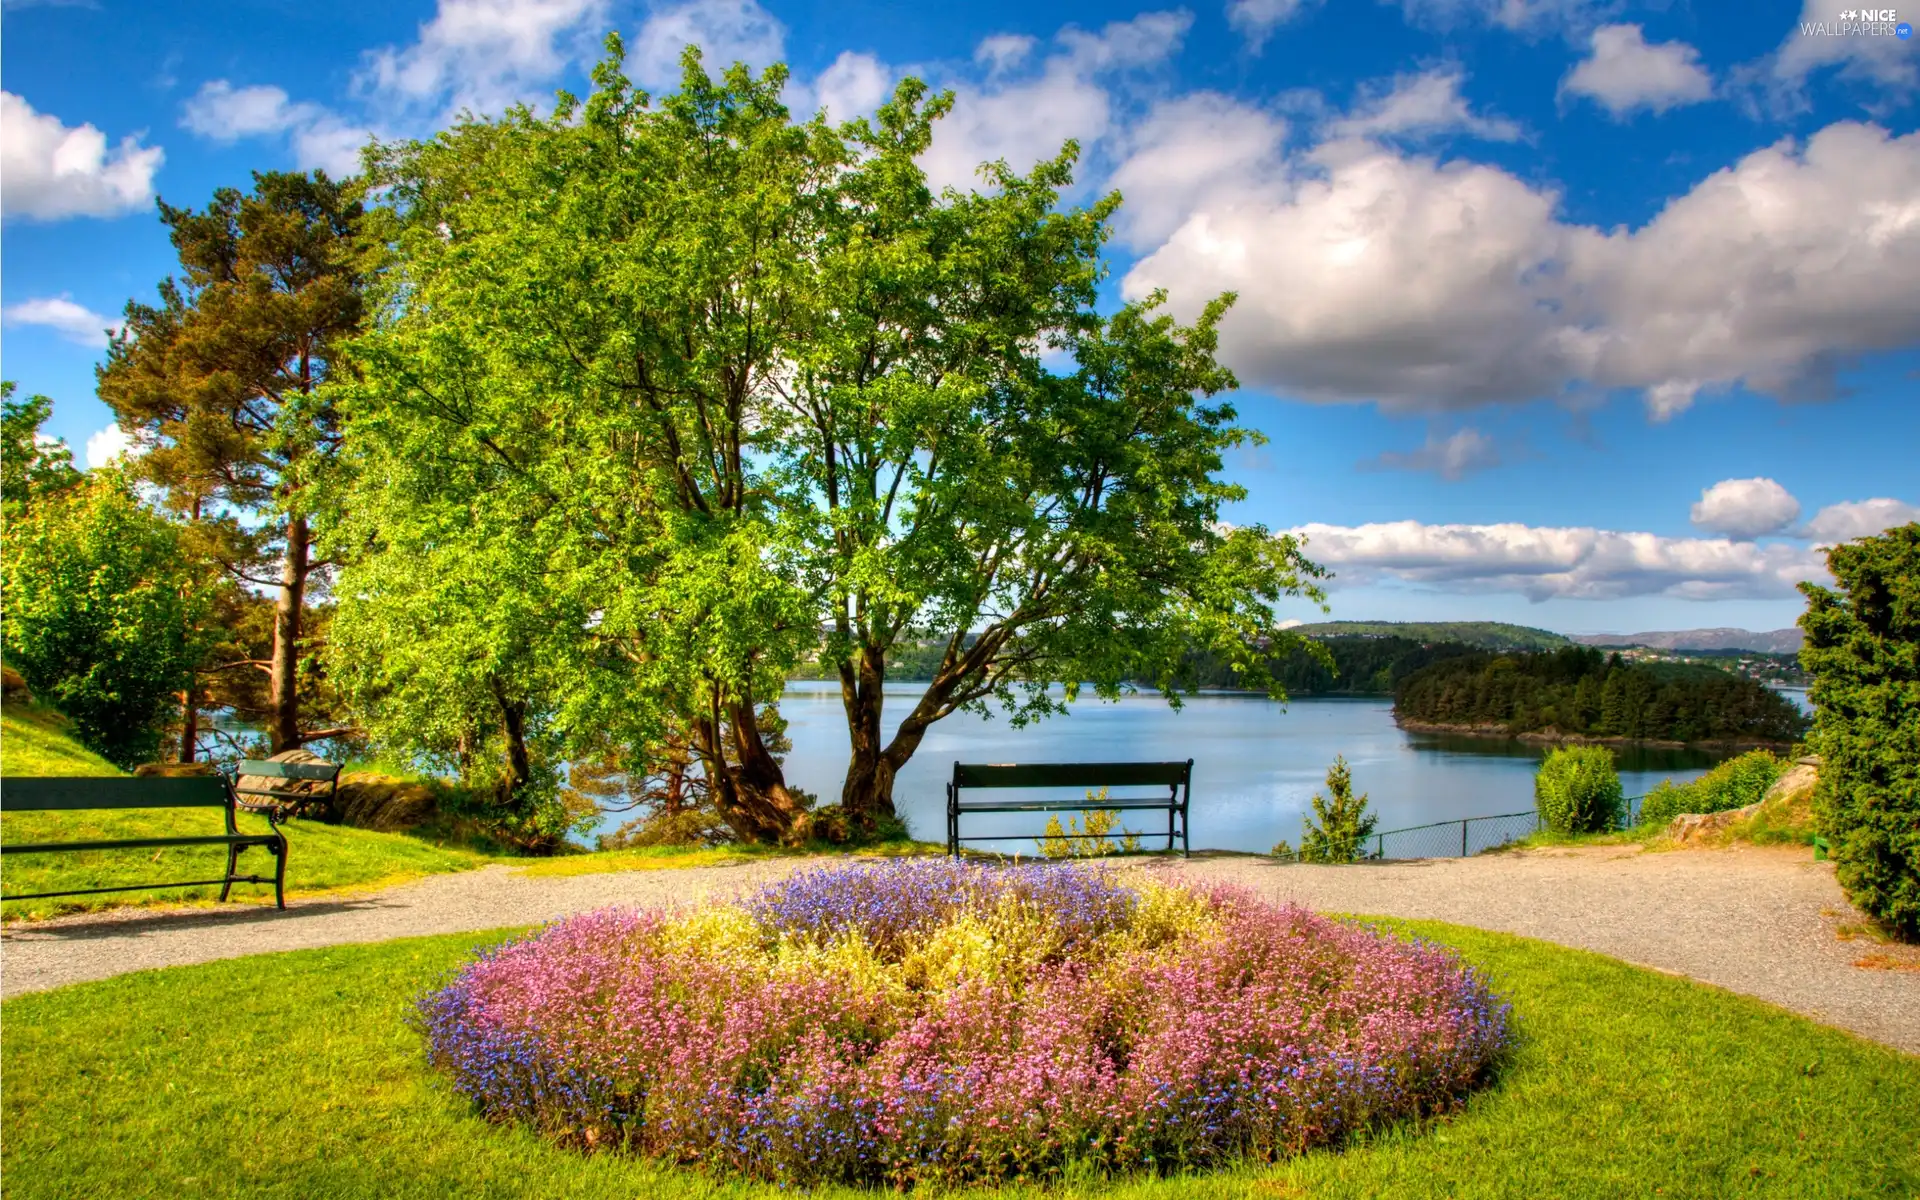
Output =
[
  {"x1": 1570, "y1": 628, "x2": 1804, "y2": 654},
  {"x1": 1293, "y1": 621, "x2": 1570, "y2": 651}
]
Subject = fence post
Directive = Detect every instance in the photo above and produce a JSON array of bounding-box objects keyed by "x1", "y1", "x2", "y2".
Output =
[{"x1": 1461, "y1": 819, "x2": 1468, "y2": 857}]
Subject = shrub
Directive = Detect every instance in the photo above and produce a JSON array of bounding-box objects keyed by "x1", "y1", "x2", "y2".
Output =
[
  {"x1": 418, "y1": 860, "x2": 1512, "y2": 1188},
  {"x1": 1800, "y1": 523, "x2": 1920, "y2": 940},
  {"x1": 0, "y1": 476, "x2": 210, "y2": 768},
  {"x1": 1636, "y1": 750, "x2": 1789, "y2": 829},
  {"x1": 1534, "y1": 746, "x2": 1623, "y2": 834},
  {"x1": 1292, "y1": 756, "x2": 1378, "y2": 863},
  {"x1": 1037, "y1": 790, "x2": 1145, "y2": 857}
]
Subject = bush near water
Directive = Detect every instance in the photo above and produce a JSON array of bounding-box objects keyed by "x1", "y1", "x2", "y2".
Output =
[
  {"x1": 1637, "y1": 750, "x2": 1790, "y2": 830},
  {"x1": 1534, "y1": 746, "x2": 1624, "y2": 834}
]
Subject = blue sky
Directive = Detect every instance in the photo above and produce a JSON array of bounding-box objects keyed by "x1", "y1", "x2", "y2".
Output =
[{"x1": 3, "y1": 0, "x2": 1916, "y2": 635}]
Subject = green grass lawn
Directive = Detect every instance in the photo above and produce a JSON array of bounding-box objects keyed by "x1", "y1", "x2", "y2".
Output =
[
  {"x1": 2, "y1": 920, "x2": 1913, "y2": 1199},
  {"x1": 1, "y1": 700, "x2": 495, "y2": 920}
]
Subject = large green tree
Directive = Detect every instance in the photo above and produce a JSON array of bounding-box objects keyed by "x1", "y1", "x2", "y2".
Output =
[
  {"x1": 1, "y1": 382, "x2": 84, "y2": 514},
  {"x1": 1800, "y1": 523, "x2": 1920, "y2": 939},
  {"x1": 98, "y1": 170, "x2": 366, "y2": 754},
  {"x1": 330, "y1": 41, "x2": 1324, "y2": 841}
]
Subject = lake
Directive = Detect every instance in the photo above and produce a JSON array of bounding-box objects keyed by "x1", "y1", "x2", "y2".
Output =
[{"x1": 592, "y1": 681, "x2": 1760, "y2": 853}]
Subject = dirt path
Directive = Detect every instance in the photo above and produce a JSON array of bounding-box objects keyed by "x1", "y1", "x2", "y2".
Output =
[{"x1": 4, "y1": 844, "x2": 1915, "y2": 1054}]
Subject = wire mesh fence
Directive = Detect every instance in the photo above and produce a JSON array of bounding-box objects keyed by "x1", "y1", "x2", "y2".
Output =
[{"x1": 1272, "y1": 794, "x2": 1648, "y2": 863}]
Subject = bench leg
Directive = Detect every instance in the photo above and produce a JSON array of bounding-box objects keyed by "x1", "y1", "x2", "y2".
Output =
[
  {"x1": 273, "y1": 834, "x2": 287, "y2": 910},
  {"x1": 219, "y1": 843, "x2": 239, "y2": 901}
]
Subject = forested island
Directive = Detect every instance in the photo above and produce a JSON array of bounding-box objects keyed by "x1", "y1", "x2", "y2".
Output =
[{"x1": 1391, "y1": 646, "x2": 1808, "y2": 747}]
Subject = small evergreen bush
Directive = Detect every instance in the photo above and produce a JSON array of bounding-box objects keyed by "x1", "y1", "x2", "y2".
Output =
[
  {"x1": 1637, "y1": 750, "x2": 1788, "y2": 829},
  {"x1": 1039, "y1": 790, "x2": 1144, "y2": 857},
  {"x1": 1286, "y1": 756, "x2": 1378, "y2": 863},
  {"x1": 1534, "y1": 746, "x2": 1623, "y2": 834}
]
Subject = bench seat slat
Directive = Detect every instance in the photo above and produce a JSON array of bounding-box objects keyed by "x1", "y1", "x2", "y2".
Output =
[
  {"x1": 954, "y1": 799, "x2": 1184, "y2": 813},
  {"x1": 1, "y1": 777, "x2": 231, "y2": 811},
  {"x1": 235, "y1": 760, "x2": 342, "y2": 782},
  {"x1": 2, "y1": 834, "x2": 282, "y2": 854},
  {"x1": 952, "y1": 761, "x2": 1189, "y2": 788}
]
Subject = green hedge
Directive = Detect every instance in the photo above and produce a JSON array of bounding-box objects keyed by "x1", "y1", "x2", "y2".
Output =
[{"x1": 1638, "y1": 750, "x2": 1789, "y2": 829}]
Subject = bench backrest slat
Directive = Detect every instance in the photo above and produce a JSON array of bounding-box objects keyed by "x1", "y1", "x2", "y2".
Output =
[
  {"x1": 951, "y1": 761, "x2": 1191, "y2": 789},
  {"x1": 2, "y1": 776, "x2": 232, "y2": 811},
  {"x1": 235, "y1": 760, "x2": 340, "y2": 782}
]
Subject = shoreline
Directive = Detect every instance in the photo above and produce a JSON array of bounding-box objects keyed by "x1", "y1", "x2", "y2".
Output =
[{"x1": 1391, "y1": 717, "x2": 1795, "y2": 753}]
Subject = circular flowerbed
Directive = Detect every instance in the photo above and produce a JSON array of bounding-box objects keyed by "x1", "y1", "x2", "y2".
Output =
[{"x1": 418, "y1": 860, "x2": 1511, "y2": 1187}]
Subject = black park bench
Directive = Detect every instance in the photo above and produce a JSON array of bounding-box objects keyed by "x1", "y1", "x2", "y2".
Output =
[
  {"x1": 232, "y1": 758, "x2": 342, "y2": 818},
  {"x1": 0, "y1": 776, "x2": 289, "y2": 909},
  {"x1": 946, "y1": 760, "x2": 1194, "y2": 858}
]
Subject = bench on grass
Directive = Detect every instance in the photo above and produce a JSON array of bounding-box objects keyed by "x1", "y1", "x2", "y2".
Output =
[
  {"x1": 946, "y1": 759, "x2": 1194, "y2": 858},
  {"x1": 232, "y1": 758, "x2": 342, "y2": 819},
  {"x1": 0, "y1": 776, "x2": 288, "y2": 909}
]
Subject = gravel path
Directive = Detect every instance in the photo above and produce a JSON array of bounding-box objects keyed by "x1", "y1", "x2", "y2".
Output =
[{"x1": 4, "y1": 844, "x2": 1915, "y2": 1054}]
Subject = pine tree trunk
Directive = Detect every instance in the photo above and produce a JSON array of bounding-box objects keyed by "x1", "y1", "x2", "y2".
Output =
[{"x1": 267, "y1": 515, "x2": 309, "y2": 753}]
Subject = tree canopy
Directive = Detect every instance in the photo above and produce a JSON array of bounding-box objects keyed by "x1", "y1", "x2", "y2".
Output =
[{"x1": 326, "y1": 40, "x2": 1325, "y2": 843}]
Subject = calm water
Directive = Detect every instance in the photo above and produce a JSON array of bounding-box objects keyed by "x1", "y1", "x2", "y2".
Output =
[{"x1": 610, "y1": 681, "x2": 1745, "y2": 853}]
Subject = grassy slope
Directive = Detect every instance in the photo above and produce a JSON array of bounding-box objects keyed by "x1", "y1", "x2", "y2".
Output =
[
  {"x1": 1, "y1": 700, "x2": 493, "y2": 920},
  {"x1": 3, "y1": 920, "x2": 1914, "y2": 1200}
]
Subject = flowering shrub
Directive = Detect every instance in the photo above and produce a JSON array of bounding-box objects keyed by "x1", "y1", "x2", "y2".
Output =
[{"x1": 418, "y1": 860, "x2": 1511, "y2": 1187}]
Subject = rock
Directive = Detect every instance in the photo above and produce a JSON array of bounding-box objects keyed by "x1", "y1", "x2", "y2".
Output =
[
  {"x1": 1665, "y1": 802, "x2": 1764, "y2": 845},
  {"x1": 1, "y1": 665, "x2": 30, "y2": 701},
  {"x1": 1764, "y1": 762, "x2": 1819, "y2": 804},
  {"x1": 333, "y1": 773, "x2": 441, "y2": 832},
  {"x1": 133, "y1": 761, "x2": 215, "y2": 777}
]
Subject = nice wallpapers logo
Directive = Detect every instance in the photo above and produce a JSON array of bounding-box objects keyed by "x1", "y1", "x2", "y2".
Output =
[{"x1": 1803, "y1": 8, "x2": 1914, "y2": 36}]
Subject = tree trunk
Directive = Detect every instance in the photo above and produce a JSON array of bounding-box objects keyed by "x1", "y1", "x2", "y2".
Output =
[
  {"x1": 179, "y1": 683, "x2": 199, "y2": 764},
  {"x1": 267, "y1": 515, "x2": 309, "y2": 753},
  {"x1": 838, "y1": 643, "x2": 895, "y2": 825},
  {"x1": 497, "y1": 691, "x2": 533, "y2": 806},
  {"x1": 695, "y1": 695, "x2": 809, "y2": 844}
]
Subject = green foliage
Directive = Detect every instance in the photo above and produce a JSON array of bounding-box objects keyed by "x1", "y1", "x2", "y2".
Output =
[
  {"x1": 5, "y1": 924, "x2": 1916, "y2": 1199},
  {"x1": 0, "y1": 477, "x2": 212, "y2": 767},
  {"x1": 331, "y1": 39, "x2": 1325, "y2": 839},
  {"x1": 0, "y1": 382, "x2": 83, "y2": 512},
  {"x1": 1289, "y1": 756, "x2": 1379, "y2": 863},
  {"x1": 1293, "y1": 621, "x2": 1570, "y2": 651},
  {"x1": 1799, "y1": 523, "x2": 1920, "y2": 939},
  {"x1": 0, "y1": 699, "x2": 124, "y2": 778},
  {"x1": 1636, "y1": 750, "x2": 1790, "y2": 829},
  {"x1": 1396, "y1": 646, "x2": 1807, "y2": 744},
  {"x1": 1534, "y1": 746, "x2": 1624, "y2": 834},
  {"x1": 1037, "y1": 791, "x2": 1145, "y2": 857}
]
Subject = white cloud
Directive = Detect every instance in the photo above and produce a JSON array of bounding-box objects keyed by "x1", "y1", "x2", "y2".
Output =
[
  {"x1": 974, "y1": 35, "x2": 1036, "y2": 74},
  {"x1": 1227, "y1": 0, "x2": 1316, "y2": 53},
  {"x1": 1121, "y1": 117, "x2": 1920, "y2": 419},
  {"x1": 1689, "y1": 478, "x2": 1801, "y2": 540},
  {"x1": 631, "y1": 0, "x2": 785, "y2": 92},
  {"x1": 85, "y1": 424, "x2": 134, "y2": 470},
  {"x1": 920, "y1": 11, "x2": 1193, "y2": 194},
  {"x1": 1, "y1": 91, "x2": 163, "y2": 222},
  {"x1": 1393, "y1": 0, "x2": 1616, "y2": 34},
  {"x1": 1293, "y1": 519, "x2": 1826, "y2": 601},
  {"x1": 794, "y1": 51, "x2": 892, "y2": 123},
  {"x1": 1561, "y1": 24, "x2": 1714, "y2": 117},
  {"x1": 1327, "y1": 67, "x2": 1523, "y2": 142},
  {"x1": 1802, "y1": 498, "x2": 1920, "y2": 543},
  {"x1": 1108, "y1": 92, "x2": 1289, "y2": 249},
  {"x1": 1364, "y1": 427, "x2": 1501, "y2": 479},
  {"x1": 1, "y1": 296, "x2": 121, "y2": 347},
  {"x1": 1766, "y1": 1, "x2": 1918, "y2": 99},
  {"x1": 179, "y1": 81, "x2": 372, "y2": 177},
  {"x1": 360, "y1": 0, "x2": 610, "y2": 118}
]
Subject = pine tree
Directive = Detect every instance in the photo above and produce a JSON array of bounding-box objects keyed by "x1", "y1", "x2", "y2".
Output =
[{"x1": 98, "y1": 171, "x2": 365, "y2": 754}]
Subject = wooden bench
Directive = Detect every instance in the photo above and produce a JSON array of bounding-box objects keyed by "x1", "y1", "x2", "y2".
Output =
[
  {"x1": 0, "y1": 776, "x2": 288, "y2": 909},
  {"x1": 946, "y1": 760, "x2": 1194, "y2": 858},
  {"x1": 232, "y1": 758, "x2": 342, "y2": 818}
]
